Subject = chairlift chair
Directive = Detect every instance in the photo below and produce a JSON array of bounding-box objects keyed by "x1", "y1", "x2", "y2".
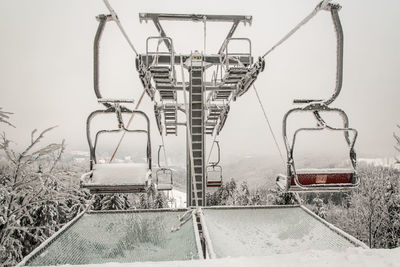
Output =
[
  {"x1": 81, "y1": 100, "x2": 152, "y2": 194},
  {"x1": 276, "y1": 5, "x2": 360, "y2": 192},
  {"x1": 206, "y1": 141, "x2": 223, "y2": 188},
  {"x1": 276, "y1": 104, "x2": 359, "y2": 192},
  {"x1": 155, "y1": 145, "x2": 173, "y2": 191}
]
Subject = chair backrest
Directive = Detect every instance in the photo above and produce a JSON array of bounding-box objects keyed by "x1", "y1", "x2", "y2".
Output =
[
  {"x1": 86, "y1": 107, "x2": 152, "y2": 171},
  {"x1": 281, "y1": 106, "x2": 359, "y2": 191}
]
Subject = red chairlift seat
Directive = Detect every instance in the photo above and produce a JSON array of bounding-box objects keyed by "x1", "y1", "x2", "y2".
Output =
[
  {"x1": 206, "y1": 141, "x2": 223, "y2": 188},
  {"x1": 206, "y1": 164, "x2": 223, "y2": 188},
  {"x1": 277, "y1": 168, "x2": 357, "y2": 192}
]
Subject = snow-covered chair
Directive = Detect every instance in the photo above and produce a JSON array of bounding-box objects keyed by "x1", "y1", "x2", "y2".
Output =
[
  {"x1": 154, "y1": 145, "x2": 173, "y2": 191},
  {"x1": 81, "y1": 163, "x2": 152, "y2": 193},
  {"x1": 155, "y1": 168, "x2": 173, "y2": 191},
  {"x1": 81, "y1": 104, "x2": 153, "y2": 194},
  {"x1": 206, "y1": 141, "x2": 223, "y2": 188},
  {"x1": 276, "y1": 105, "x2": 360, "y2": 192},
  {"x1": 206, "y1": 164, "x2": 222, "y2": 188}
]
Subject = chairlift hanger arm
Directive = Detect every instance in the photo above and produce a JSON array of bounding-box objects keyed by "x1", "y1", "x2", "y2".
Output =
[
  {"x1": 94, "y1": 14, "x2": 112, "y2": 108},
  {"x1": 210, "y1": 141, "x2": 221, "y2": 166},
  {"x1": 290, "y1": 3, "x2": 343, "y2": 106},
  {"x1": 157, "y1": 145, "x2": 162, "y2": 168}
]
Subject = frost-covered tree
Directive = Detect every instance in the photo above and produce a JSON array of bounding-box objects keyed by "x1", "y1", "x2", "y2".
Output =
[
  {"x1": 154, "y1": 192, "x2": 166, "y2": 208},
  {"x1": 237, "y1": 181, "x2": 251, "y2": 205},
  {"x1": 326, "y1": 164, "x2": 400, "y2": 248},
  {"x1": 0, "y1": 124, "x2": 87, "y2": 265},
  {"x1": 92, "y1": 194, "x2": 130, "y2": 210},
  {"x1": 269, "y1": 188, "x2": 296, "y2": 205},
  {"x1": 101, "y1": 194, "x2": 130, "y2": 210},
  {"x1": 138, "y1": 193, "x2": 150, "y2": 209},
  {"x1": 312, "y1": 197, "x2": 327, "y2": 219}
]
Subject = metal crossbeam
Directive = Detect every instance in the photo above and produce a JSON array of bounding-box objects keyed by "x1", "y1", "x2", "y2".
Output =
[
  {"x1": 139, "y1": 54, "x2": 253, "y2": 66},
  {"x1": 139, "y1": 13, "x2": 252, "y2": 24}
]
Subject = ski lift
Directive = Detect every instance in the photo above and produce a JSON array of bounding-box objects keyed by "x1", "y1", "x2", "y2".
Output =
[
  {"x1": 155, "y1": 145, "x2": 173, "y2": 191},
  {"x1": 206, "y1": 141, "x2": 223, "y2": 188},
  {"x1": 276, "y1": 105, "x2": 359, "y2": 192},
  {"x1": 81, "y1": 100, "x2": 152, "y2": 194},
  {"x1": 276, "y1": 4, "x2": 360, "y2": 192}
]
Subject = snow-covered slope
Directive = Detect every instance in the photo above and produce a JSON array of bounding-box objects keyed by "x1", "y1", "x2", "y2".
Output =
[
  {"x1": 55, "y1": 247, "x2": 400, "y2": 267},
  {"x1": 168, "y1": 189, "x2": 186, "y2": 208}
]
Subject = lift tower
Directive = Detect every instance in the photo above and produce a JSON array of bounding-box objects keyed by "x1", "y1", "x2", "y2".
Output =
[{"x1": 136, "y1": 13, "x2": 265, "y2": 206}]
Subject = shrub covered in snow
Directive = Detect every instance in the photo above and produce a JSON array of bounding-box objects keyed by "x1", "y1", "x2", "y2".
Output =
[{"x1": 0, "y1": 114, "x2": 89, "y2": 266}]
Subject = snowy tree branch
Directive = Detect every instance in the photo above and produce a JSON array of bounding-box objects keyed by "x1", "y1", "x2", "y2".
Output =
[
  {"x1": 0, "y1": 107, "x2": 15, "y2": 128},
  {"x1": 50, "y1": 139, "x2": 65, "y2": 173}
]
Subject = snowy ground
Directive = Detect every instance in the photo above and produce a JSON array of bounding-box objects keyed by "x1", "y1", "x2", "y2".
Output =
[
  {"x1": 55, "y1": 247, "x2": 400, "y2": 267},
  {"x1": 167, "y1": 189, "x2": 187, "y2": 208}
]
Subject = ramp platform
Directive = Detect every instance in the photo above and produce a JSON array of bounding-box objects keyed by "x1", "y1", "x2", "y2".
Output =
[
  {"x1": 22, "y1": 209, "x2": 202, "y2": 266},
  {"x1": 201, "y1": 205, "x2": 363, "y2": 258},
  {"x1": 19, "y1": 206, "x2": 366, "y2": 266}
]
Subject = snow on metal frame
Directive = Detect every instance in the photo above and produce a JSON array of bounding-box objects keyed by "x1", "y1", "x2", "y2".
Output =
[
  {"x1": 197, "y1": 209, "x2": 216, "y2": 259},
  {"x1": 200, "y1": 205, "x2": 368, "y2": 258},
  {"x1": 300, "y1": 205, "x2": 369, "y2": 248},
  {"x1": 16, "y1": 208, "x2": 88, "y2": 267},
  {"x1": 17, "y1": 205, "x2": 367, "y2": 266},
  {"x1": 18, "y1": 208, "x2": 202, "y2": 266},
  {"x1": 192, "y1": 210, "x2": 205, "y2": 260}
]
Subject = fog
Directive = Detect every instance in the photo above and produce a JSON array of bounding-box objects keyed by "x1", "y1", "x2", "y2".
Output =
[{"x1": 1, "y1": 0, "x2": 399, "y2": 167}]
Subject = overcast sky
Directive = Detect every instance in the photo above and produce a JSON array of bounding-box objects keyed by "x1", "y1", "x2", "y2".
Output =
[{"x1": 1, "y1": 0, "x2": 399, "y2": 163}]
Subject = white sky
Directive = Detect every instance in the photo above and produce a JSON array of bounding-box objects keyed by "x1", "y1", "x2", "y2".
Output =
[{"x1": 1, "y1": 0, "x2": 399, "y2": 162}]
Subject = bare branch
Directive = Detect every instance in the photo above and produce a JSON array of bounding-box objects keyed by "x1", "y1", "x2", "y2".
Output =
[
  {"x1": 19, "y1": 126, "x2": 58, "y2": 159},
  {"x1": 50, "y1": 139, "x2": 65, "y2": 173},
  {"x1": 0, "y1": 133, "x2": 17, "y2": 164},
  {"x1": 31, "y1": 129, "x2": 37, "y2": 144}
]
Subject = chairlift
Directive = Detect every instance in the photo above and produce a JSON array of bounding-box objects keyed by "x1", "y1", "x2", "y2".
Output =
[
  {"x1": 276, "y1": 105, "x2": 359, "y2": 192},
  {"x1": 155, "y1": 145, "x2": 173, "y2": 191},
  {"x1": 81, "y1": 100, "x2": 152, "y2": 194},
  {"x1": 206, "y1": 141, "x2": 223, "y2": 188},
  {"x1": 276, "y1": 4, "x2": 360, "y2": 192}
]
